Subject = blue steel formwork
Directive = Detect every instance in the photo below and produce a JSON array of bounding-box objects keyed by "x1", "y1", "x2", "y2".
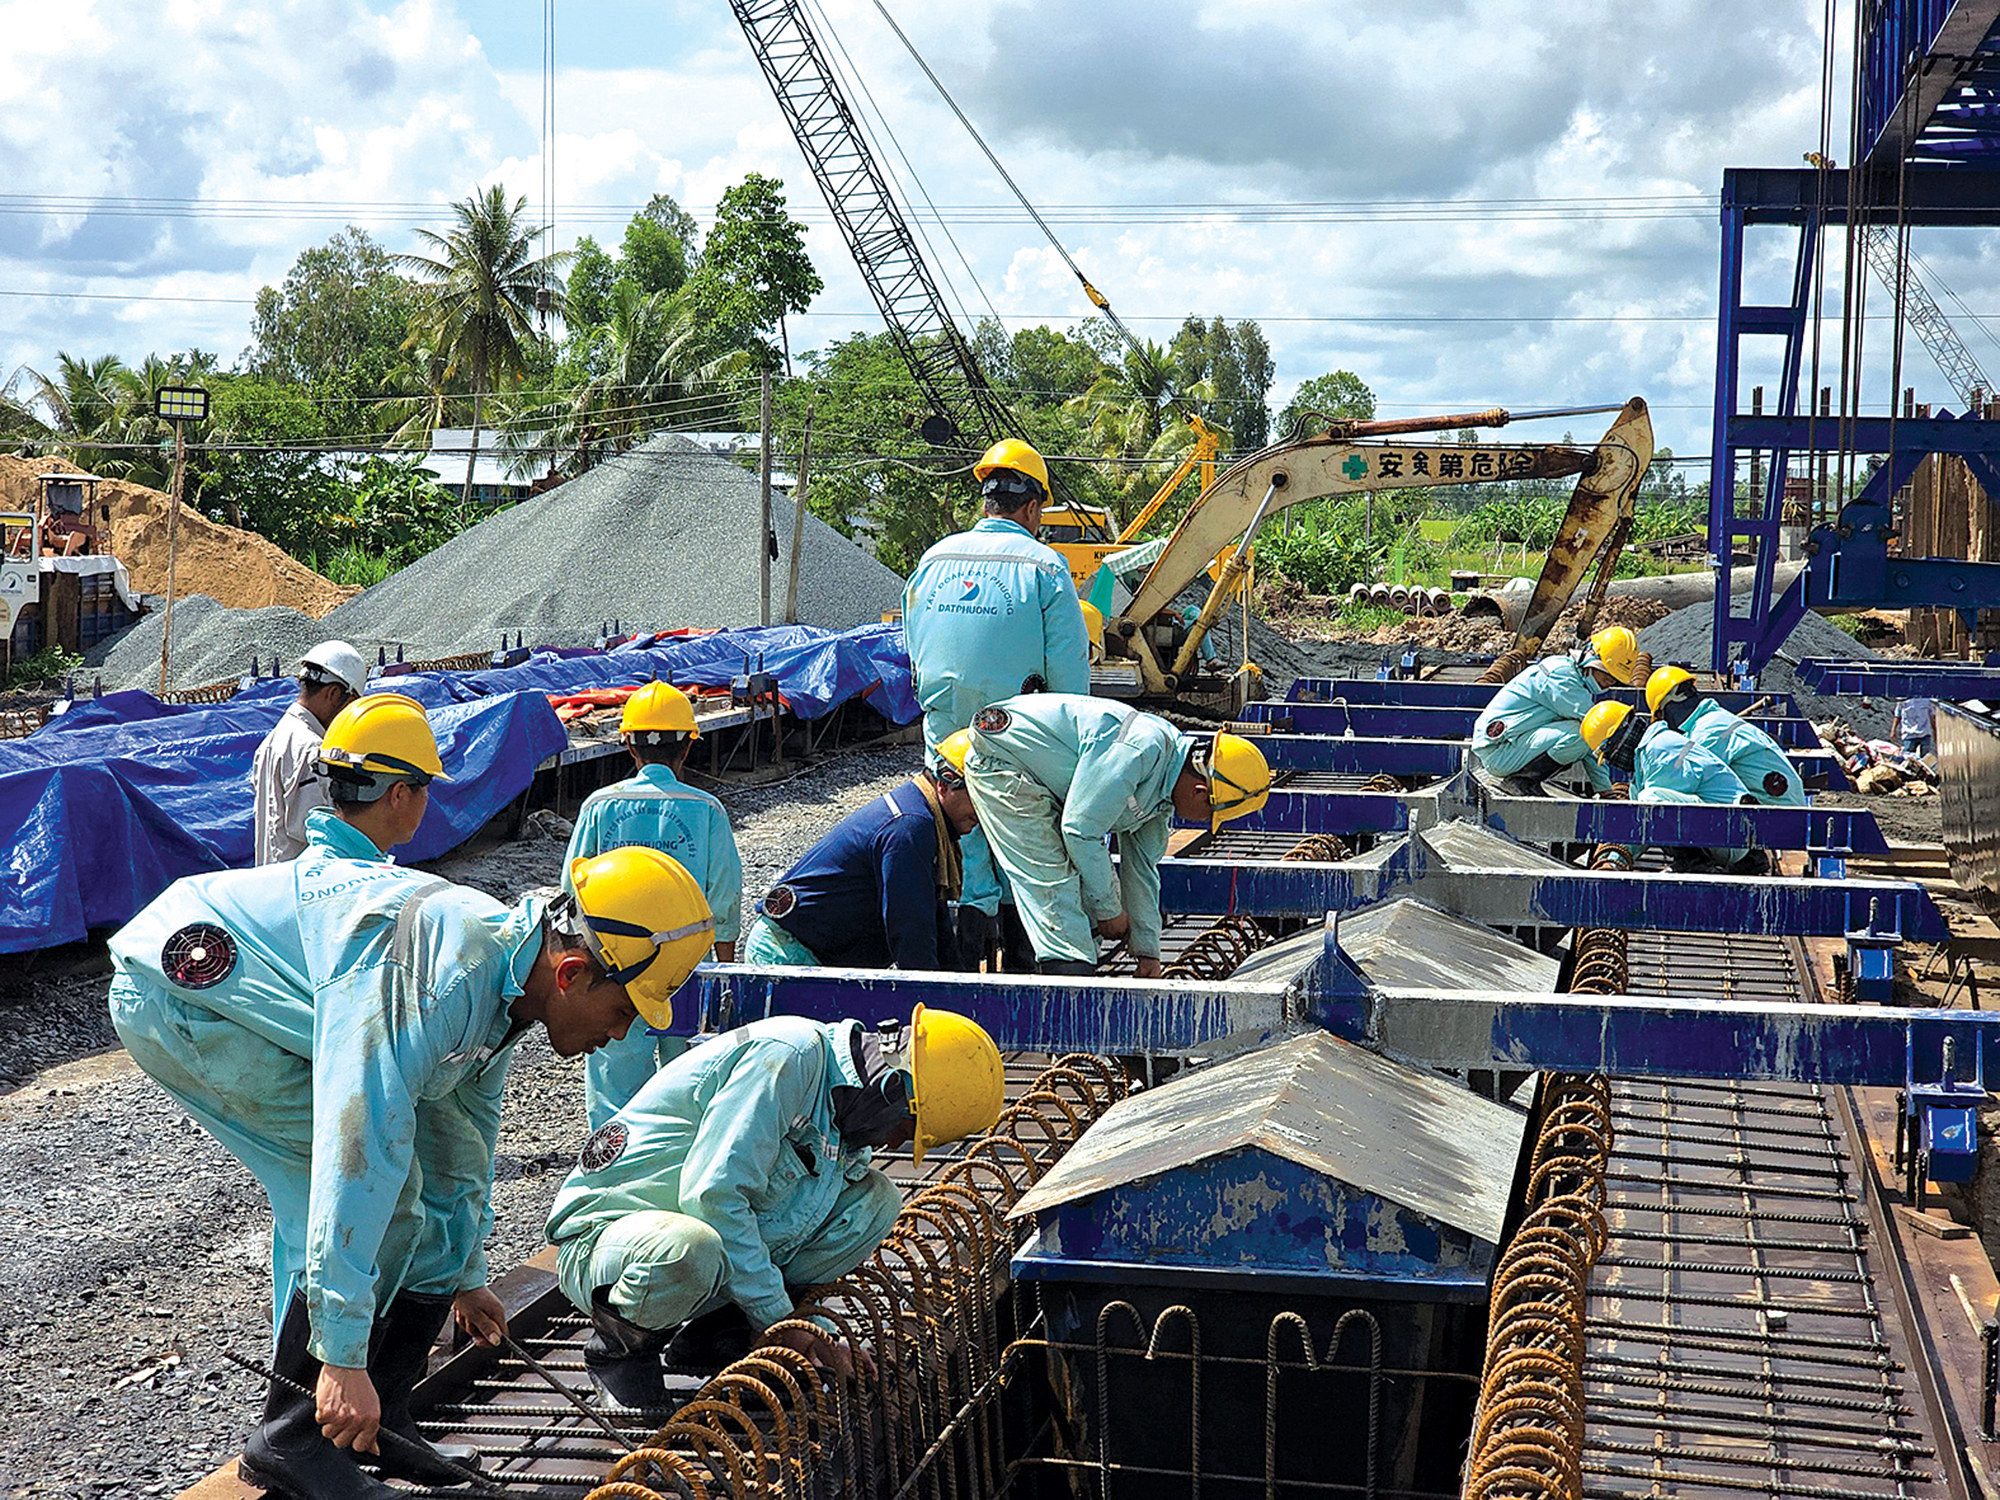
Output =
[
  {"x1": 1710, "y1": 159, "x2": 2000, "y2": 675},
  {"x1": 1799, "y1": 656, "x2": 2000, "y2": 697},
  {"x1": 1858, "y1": 2, "x2": 2000, "y2": 167}
]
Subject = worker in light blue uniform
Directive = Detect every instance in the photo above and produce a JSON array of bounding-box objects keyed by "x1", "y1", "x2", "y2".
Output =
[
  {"x1": 545, "y1": 1006, "x2": 1004, "y2": 1408},
  {"x1": 1584, "y1": 700, "x2": 1763, "y2": 872},
  {"x1": 108, "y1": 695, "x2": 716, "y2": 1500},
  {"x1": 1647, "y1": 665, "x2": 1805, "y2": 806},
  {"x1": 961, "y1": 694, "x2": 1272, "y2": 975},
  {"x1": 1469, "y1": 626, "x2": 1641, "y2": 795},
  {"x1": 566, "y1": 682, "x2": 743, "y2": 1130},
  {"x1": 903, "y1": 438, "x2": 1090, "y2": 968},
  {"x1": 742, "y1": 735, "x2": 977, "y2": 970}
]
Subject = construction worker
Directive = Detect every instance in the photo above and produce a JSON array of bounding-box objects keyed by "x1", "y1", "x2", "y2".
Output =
[
  {"x1": 546, "y1": 1005, "x2": 1004, "y2": 1406},
  {"x1": 902, "y1": 438, "x2": 1091, "y2": 968},
  {"x1": 1081, "y1": 600, "x2": 1108, "y2": 665},
  {"x1": 566, "y1": 681, "x2": 744, "y2": 1130},
  {"x1": 252, "y1": 640, "x2": 367, "y2": 864},
  {"x1": 108, "y1": 693, "x2": 716, "y2": 1500},
  {"x1": 1469, "y1": 626, "x2": 1640, "y2": 796},
  {"x1": 961, "y1": 694, "x2": 1271, "y2": 976},
  {"x1": 742, "y1": 732, "x2": 977, "y2": 970},
  {"x1": 1647, "y1": 666, "x2": 1805, "y2": 807},
  {"x1": 1582, "y1": 700, "x2": 1763, "y2": 871}
]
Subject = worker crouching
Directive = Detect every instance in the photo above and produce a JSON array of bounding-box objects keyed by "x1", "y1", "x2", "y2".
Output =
[
  {"x1": 108, "y1": 695, "x2": 715, "y2": 1500},
  {"x1": 741, "y1": 734, "x2": 979, "y2": 969},
  {"x1": 545, "y1": 1005, "x2": 1004, "y2": 1409},
  {"x1": 1647, "y1": 665, "x2": 1805, "y2": 807},
  {"x1": 1469, "y1": 626, "x2": 1639, "y2": 796},
  {"x1": 1583, "y1": 699, "x2": 1766, "y2": 873},
  {"x1": 961, "y1": 693, "x2": 1271, "y2": 975}
]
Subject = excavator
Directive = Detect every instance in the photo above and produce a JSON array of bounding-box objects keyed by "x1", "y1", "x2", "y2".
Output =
[{"x1": 728, "y1": 1, "x2": 1654, "y2": 710}]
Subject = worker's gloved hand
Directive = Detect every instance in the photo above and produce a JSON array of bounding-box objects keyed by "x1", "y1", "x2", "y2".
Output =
[
  {"x1": 1133, "y1": 956, "x2": 1164, "y2": 980},
  {"x1": 770, "y1": 1322, "x2": 876, "y2": 1382},
  {"x1": 453, "y1": 1285, "x2": 509, "y2": 1348},
  {"x1": 1094, "y1": 912, "x2": 1131, "y2": 942},
  {"x1": 316, "y1": 1364, "x2": 382, "y2": 1453}
]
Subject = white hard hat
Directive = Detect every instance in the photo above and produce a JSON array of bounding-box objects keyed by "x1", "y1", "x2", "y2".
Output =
[{"x1": 299, "y1": 640, "x2": 367, "y2": 696}]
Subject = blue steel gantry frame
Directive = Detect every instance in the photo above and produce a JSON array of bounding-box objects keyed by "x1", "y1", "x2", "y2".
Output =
[
  {"x1": 1858, "y1": 2, "x2": 2000, "y2": 168},
  {"x1": 1710, "y1": 165, "x2": 2000, "y2": 675}
]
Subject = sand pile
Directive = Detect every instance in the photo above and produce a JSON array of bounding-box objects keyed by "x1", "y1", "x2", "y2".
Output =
[{"x1": 0, "y1": 456, "x2": 357, "y2": 618}]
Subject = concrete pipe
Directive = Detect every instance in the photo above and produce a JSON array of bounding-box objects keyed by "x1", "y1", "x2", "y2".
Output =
[
  {"x1": 1348, "y1": 583, "x2": 1371, "y2": 607},
  {"x1": 1462, "y1": 576, "x2": 1537, "y2": 630},
  {"x1": 1369, "y1": 582, "x2": 1393, "y2": 607},
  {"x1": 1389, "y1": 583, "x2": 1410, "y2": 607},
  {"x1": 1427, "y1": 587, "x2": 1453, "y2": 615}
]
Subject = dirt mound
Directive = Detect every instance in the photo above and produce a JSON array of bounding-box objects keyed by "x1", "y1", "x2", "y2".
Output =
[
  {"x1": 1260, "y1": 581, "x2": 1668, "y2": 657},
  {"x1": 0, "y1": 456, "x2": 357, "y2": 619}
]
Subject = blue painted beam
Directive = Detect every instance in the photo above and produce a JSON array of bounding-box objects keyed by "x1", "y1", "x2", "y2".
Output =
[
  {"x1": 1799, "y1": 659, "x2": 2000, "y2": 699},
  {"x1": 1256, "y1": 733, "x2": 1465, "y2": 776},
  {"x1": 1288, "y1": 679, "x2": 1498, "y2": 708},
  {"x1": 1315, "y1": 986, "x2": 1995, "y2": 1088},
  {"x1": 1243, "y1": 700, "x2": 1484, "y2": 738},
  {"x1": 1155, "y1": 855, "x2": 1948, "y2": 939},
  {"x1": 1725, "y1": 414, "x2": 2000, "y2": 455},
  {"x1": 1479, "y1": 797, "x2": 1890, "y2": 855},
  {"x1": 1228, "y1": 788, "x2": 1412, "y2": 836},
  {"x1": 1724, "y1": 165, "x2": 2000, "y2": 225}
]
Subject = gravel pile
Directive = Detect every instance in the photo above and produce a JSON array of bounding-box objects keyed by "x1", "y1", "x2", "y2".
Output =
[
  {"x1": 86, "y1": 594, "x2": 330, "y2": 691},
  {"x1": 1639, "y1": 599, "x2": 1895, "y2": 737},
  {"x1": 0, "y1": 741, "x2": 920, "y2": 1495},
  {"x1": 318, "y1": 433, "x2": 904, "y2": 656}
]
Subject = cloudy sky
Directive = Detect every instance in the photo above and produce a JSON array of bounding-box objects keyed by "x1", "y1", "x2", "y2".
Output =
[{"x1": 1, "y1": 0, "x2": 1986, "y2": 459}]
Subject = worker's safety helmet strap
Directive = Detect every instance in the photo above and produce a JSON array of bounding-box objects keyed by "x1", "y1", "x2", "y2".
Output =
[
  {"x1": 1202, "y1": 732, "x2": 1273, "y2": 831},
  {"x1": 318, "y1": 693, "x2": 451, "y2": 784},
  {"x1": 1588, "y1": 626, "x2": 1639, "y2": 686},
  {"x1": 622, "y1": 680, "x2": 700, "y2": 740},
  {"x1": 566, "y1": 848, "x2": 716, "y2": 1030},
  {"x1": 908, "y1": 1003, "x2": 1005, "y2": 1166},
  {"x1": 973, "y1": 439, "x2": 1051, "y2": 502},
  {"x1": 1580, "y1": 699, "x2": 1633, "y2": 757},
  {"x1": 1645, "y1": 665, "x2": 1697, "y2": 717}
]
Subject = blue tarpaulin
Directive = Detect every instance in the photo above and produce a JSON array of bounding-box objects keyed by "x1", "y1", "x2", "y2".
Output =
[{"x1": 0, "y1": 690, "x2": 566, "y2": 954}]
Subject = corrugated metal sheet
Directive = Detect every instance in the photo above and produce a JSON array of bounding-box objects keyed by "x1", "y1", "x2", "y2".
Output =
[{"x1": 1010, "y1": 1032, "x2": 1524, "y2": 1244}]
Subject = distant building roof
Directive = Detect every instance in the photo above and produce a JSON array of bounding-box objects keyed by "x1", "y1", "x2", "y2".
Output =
[{"x1": 421, "y1": 429, "x2": 536, "y2": 494}]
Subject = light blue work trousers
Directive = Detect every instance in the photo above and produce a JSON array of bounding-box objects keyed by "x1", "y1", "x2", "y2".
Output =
[
  {"x1": 743, "y1": 915, "x2": 820, "y2": 966},
  {"x1": 555, "y1": 1169, "x2": 901, "y2": 1332},
  {"x1": 1475, "y1": 722, "x2": 1594, "y2": 778},
  {"x1": 966, "y1": 764, "x2": 1100, "y2": 967},
  {"x1": 109, "y1": 975, "x2": 442, "y2": 1348}
]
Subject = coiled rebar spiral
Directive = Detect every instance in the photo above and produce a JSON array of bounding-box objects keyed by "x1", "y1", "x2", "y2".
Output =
[
  {"x1": 1478, "y1": 641, "x2": 1540, "y2": 685},
  {"x1": 1361, "y1": 773, "x2": 1405, "y2": 795},
  {"x1": 584, "y1": 1056, "x2": 1128, "y2": 1500},
  {"x1": 1162, "y1": 915, "x2": 1275, "y2": 980},
  {"x1": 1281, "y1": 832, "x2": 1351, "y2": 863}
]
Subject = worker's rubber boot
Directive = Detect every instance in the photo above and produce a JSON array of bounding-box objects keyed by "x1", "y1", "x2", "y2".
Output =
[
  {"x1": 1727, "y1": 848, "x2": 1773, "y2": 876},
  {"x1": 663, "y1": 1303, "x2": 757, "y2": 1373},
  {"x1": 239, "y1": 1294, "x2": 399, "y2": 1500},
  {"x1": 1037, "y1": 958, "x2": 1098, "y2": 977},
  {"x1": 365, "y1": 1291, "x2": 484, "y2": 1486},
  {"x1": 583, "y1": 1291, "x2": 674, "y2": 1411},
  {"x1": 1499, "y1": 753, "x2": 1563, "y2": 798}
]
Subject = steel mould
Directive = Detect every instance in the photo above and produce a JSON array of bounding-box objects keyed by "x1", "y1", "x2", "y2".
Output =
[{"x1": 1801, "y1": 657, "x2": 2000, "y2": 699}]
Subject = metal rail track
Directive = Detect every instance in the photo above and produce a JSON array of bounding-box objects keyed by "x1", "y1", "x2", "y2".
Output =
[{"x1": 1582, "y1": 933, "x2": 1965, "y2": 1500}]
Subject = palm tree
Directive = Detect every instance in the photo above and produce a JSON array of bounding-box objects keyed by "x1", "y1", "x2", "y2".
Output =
[
  {"x1": 397, "y1": 185, "x2": 569, "y2": 503},
  {"x1": 26, "y1": 353, "x2": 138, "y2": 475},
  {"x1": 1065, "y1": 341, "x2": 1211, "y2": 509},
  {"x1": 0, "y1": 367, "x2": 50, "y2": 445}
]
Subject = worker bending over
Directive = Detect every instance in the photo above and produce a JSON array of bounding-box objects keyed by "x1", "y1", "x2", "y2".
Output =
[
  {"x1": 742, "y1": 734, "x2": 977, "y2": 969},
  {"x1": 252, "y1": 640, "x2": 367, "y2": 864},
  {"x1": 109, "y1": 694, "x2": 715, "y2": 1500},
  {"x1": 962, "y1": 694, "x2": 1271, "y2": 976},
  {"x1": 565, "y1": 682, "x2": 743, "y2": 1129},
  {"x1": 1646, "y1": 666, "x2": 1805, "y2": 807},
  {"x1": 1469, "y1": 626, "x2": 1640, "y2": 796},
  {"x1": 903, "y1": 439, "x2": 1091, "y2": 968},
  {"x1": 1582, "y1": 700, "x2": 1765, "y2": 872},
  {"x1": 546, "y1": 1006, "x2": 1004, "y2": 1408}
]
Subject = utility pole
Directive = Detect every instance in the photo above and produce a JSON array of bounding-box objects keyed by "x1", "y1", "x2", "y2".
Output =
[
  {"x1": 759, "y1": 371, "x2": 773, "y2": 628},
  {"x1": 784, "y1": 406, "x2": 814, "y2": 625},
  {"x1": 153, "y1": 385, "x2": 208, "y2": 695}
]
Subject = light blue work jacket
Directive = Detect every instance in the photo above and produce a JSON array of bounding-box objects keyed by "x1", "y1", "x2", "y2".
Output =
[
  {"x1": 1470, "y1": 656, "x2": 1612, "y2": 790},
  {"x1": 902, "y1": 517, "x2": 1091, "y2": 752},
  {"x1": 108, "y1": 807, "x2": 539, "y2": 1367},
  {"x1": 1680, "y1": 699, "x2": 1805, "y2": 806},
  {"x1": 1632, "y1": 721, "x2": 1754, "y2": 803},
  {"x1": 966, "y1": 693, "x2": 1191, "y2": 962},
  {"x1": 545, "y1": 1018, "x2": 871, "y2": 1328},
  {"x1": 562, "y1": 762, "x2": 742, "y2": 945}
]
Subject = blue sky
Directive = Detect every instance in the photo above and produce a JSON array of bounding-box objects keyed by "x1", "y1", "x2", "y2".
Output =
[{"x1": 1, "y1": 0, "x2": 1984, "y2": 461}]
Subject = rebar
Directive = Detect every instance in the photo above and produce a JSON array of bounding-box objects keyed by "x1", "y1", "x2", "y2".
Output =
[
  {"x1": 1282, "y1": 831, "x2": 1353, "y2": 862},
  {"x1": 1361, "y1": 774, "x2": 1405, "y2": 795},
  {"x1": 582, "y1": 1055, "x2": 1125, "y2": 1500},
  {"x1": 1478, "y1": 642, "x2": 1540, "y2": 685}
]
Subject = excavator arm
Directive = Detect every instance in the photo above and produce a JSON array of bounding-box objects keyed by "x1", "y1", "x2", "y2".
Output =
[{"x1": 1107, "y1": 397, "x2": 1654, "y2": 700}]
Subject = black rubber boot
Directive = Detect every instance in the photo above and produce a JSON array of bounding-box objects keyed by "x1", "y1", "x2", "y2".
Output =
[
  {"x1": 663, "y1": 1303, "x2": 757, "y2": 1373},
  {"x1": 1037, "y1": 958, "x2": 1098, "y2": 976},
  {"x1": 367, "y1": 1291, "x2": 483, "y2": 1485},
  {"x1": 1727, "y1": 848, "x2": 1773, "y2": 876},
  {"x1": 583, "y1": 1290, "x2": 674, "y2": 1411},
  {"x1": 240, "y1": 1294, "x2": 399, "y2": 1500}
]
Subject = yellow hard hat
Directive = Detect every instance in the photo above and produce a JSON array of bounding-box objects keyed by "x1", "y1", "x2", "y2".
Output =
[
  {"x1": 1645, "y1": 664, "x2": 1697, "y2": 716},
  {"x1": 1204, "y1": 732, "x2": 1272, "y2": 831},
  {"x1": 973, "y1": 438, "x2": 1050, "y2": 501},
  {"x1": 1581, "y1": 699, "x2": 1633, "y2": 758},
  {"x1": 567, "y1": 847, "x2": 716, "y2": 1029},
  {"x1": 909, "y1": 1003, "x2": 1004, "y2": 1166},
  {"x1": 1079, "y1": 602, "x2": 1106, "y2": 659},
  {"x1": 318, "y1": 692, "x2": 451, "y2": 782},
  {"x1": 1589, "y1": 626, "x2": 1639, "y2": 686},
  {"x1": 934, "y1": 729, "x2": 973, "y2": 779},
  {"x1": 622, "y1": 680, "x2": 700, "y2": 739}
]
